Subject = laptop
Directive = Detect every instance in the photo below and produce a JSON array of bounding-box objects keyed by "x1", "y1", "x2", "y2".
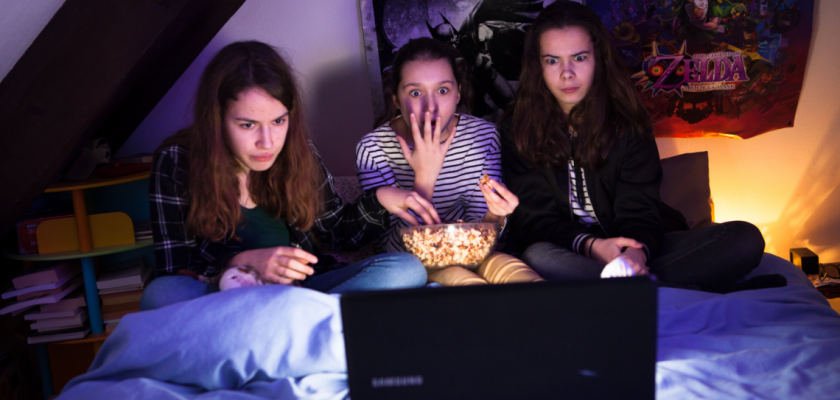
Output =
[{"x1": 340, "y1": 277, "x2": 657, "y2": 400}]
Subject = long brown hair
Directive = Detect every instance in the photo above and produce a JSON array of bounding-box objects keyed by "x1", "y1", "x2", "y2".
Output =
[
  {"x1": 161, "y1": 41, "x2": 323, "y2": 241},
  {"x1": 508, "y1": 1, "x2": 650, "y2": 171},
  {"x1": 374, "y1": 37, "x2": 473, "y2": 127}
]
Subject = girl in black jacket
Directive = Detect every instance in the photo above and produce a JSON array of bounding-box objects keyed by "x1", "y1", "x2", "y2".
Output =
[{"x1": 500, "y1": 1, "x2": 766, "y2": 290}]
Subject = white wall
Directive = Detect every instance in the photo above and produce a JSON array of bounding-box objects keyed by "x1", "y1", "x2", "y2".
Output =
[
  {"x1": 3, "y1": 0, "x2": 840, "y2": 263},
  {"x1": 0, "y1": 0, "x2": 65, "y2": 79}
]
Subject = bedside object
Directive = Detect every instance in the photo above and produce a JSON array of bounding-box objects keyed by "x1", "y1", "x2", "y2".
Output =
[
  {"x1": 790, "y1": 248, "x2": 819, "y2": 275},
  {"x1": 815, "y1": 262, "x2": 840, "y2": 300}
]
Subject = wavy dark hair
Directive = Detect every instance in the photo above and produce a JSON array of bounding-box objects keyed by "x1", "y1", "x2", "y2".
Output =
[
  {"x1": 508, "y1": 0, "x2": 650, "y2": 171},
  {"x1": 161, "y1": 41, "x2": 324, "y2": 241},
  {"x1": 374, "y1": 37, "x2": 473, "y2": 127}
]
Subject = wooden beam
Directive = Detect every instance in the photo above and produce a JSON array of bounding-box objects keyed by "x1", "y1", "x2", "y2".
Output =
[{"x1": 0, "y1": 0, "x2": 245, "y2": 237}]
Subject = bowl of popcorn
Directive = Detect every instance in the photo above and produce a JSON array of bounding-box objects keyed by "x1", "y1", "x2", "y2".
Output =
[{"x1": 400, "y1": 222, "x2": 501, "y2": 270}]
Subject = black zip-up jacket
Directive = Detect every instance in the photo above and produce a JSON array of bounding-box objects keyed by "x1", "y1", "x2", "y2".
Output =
[{"x1": 499, "y1": 121, "x2": 687, "y2": 260}]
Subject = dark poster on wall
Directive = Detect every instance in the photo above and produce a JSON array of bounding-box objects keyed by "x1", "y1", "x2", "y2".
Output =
[
  {"x1": 588, "y1": 0, "x2": 813, "y2": 138},
  {"x1": 360, "y1": 0, "x2": 580, "y2": 122}
]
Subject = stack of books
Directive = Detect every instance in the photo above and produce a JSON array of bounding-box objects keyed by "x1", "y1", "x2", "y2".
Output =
[
  {"x1": 25, "y1": 289, "x2": 90, "y2": 344},
  {"x1": 96, "y1": 257, "x2": 152, "y2": 333},
  {"x1": 0, "y1": 262, "x2": 92, "y2": 344}
]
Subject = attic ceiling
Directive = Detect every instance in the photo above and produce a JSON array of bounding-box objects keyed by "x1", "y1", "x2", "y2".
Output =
[{"x1": 0, "y1": 0, "x2": 245, "y2": 238}]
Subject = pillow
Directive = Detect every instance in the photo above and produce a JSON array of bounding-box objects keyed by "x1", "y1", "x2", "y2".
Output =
[{"x1": 659, "y1": 151, "x2": 713, "y2": 230}]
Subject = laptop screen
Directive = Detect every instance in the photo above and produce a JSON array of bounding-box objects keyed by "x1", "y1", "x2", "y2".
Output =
[{"x1": 341, "y1": 277, "x2": 657, "y2": 400}]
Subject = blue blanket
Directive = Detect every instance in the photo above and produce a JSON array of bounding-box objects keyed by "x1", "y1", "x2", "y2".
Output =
[{"x1": 59, "y1": 254, "x2": 840, "y2": 399}]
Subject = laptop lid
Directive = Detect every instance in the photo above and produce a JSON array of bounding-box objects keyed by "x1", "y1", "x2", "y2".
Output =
[{"x1": 341, "y1": 277, "x2": 657, "y2": 400}]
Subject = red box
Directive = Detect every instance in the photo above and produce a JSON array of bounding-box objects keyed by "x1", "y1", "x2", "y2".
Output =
[{"x1": 15, "y1": 215, "x2": 72, "y2": 254}]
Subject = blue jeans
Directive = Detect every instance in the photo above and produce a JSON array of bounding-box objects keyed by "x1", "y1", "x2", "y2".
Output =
[
  {"x1": 140, "y1": 252, "x2": 426, "y2": 311},
  {"x1": 522, "y1": 221, "x2": 765, "y2": 290}
]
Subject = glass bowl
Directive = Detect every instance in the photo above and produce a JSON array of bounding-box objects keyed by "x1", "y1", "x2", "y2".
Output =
[{"x1": 399, "y1": 222, "x2": 501, "y2": 270}]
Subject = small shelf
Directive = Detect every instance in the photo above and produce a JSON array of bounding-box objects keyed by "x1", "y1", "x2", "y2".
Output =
[
  {"x1": 44, "y1": 171, "x2": 151, "y2": 193},
  {"x1": 49, "y1": 332, "x2": 110, "y2": 346},
  {"x1": 4, "y1": 239, "x2": 154, "y2": 261},
  {"x1": 26, "y1": 169, "x2": 153, "y2": 399}
]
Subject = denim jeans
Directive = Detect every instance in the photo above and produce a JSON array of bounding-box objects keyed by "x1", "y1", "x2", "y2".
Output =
[
  {"x1": 522, "y1": 221, "x2": 765, "y2": 290},
  {"x1": 140, "y1": 252, "x2": 426, "y2": 311}
]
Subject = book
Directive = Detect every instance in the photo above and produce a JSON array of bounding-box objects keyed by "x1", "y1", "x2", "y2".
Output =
[
  {"x1": 0, "y1": 277, "x2": 83, "y2": 315},
  {"x1": 36, "y1": 323, "x2": 84, "y2": 333},
  {"x1": 15, "y1": 287, "x2": 61, "y2": 301},
  {"x1": 12, "y1": 261, "x2": 79, "y2": 289},
  {"x1": 39, "y1": 288, "x2": 86, "y2": 312},
  {"x1": 25, "y1": 307, "x2": 82, "y2": 320},
  {"x1": 101, "y1": 301, "x2": 140, "y2": 321},
  {"x1": 99, "y1": 285, "x2": 145, "y2": 295},
  {"x1": 3, "y1": 270, "x2": 81, "y2": 300},
  {"x1": 27, "y1": 325, "x2": 90, "y2": 344},
  {"x1": 30, "y1": 309, "x2": 88, "y2": 330},
  {"x1": 12, "y1": 272, "x2": 83, "y2": 301},
  {"x1": 101, "y1": 289, "x2": 144, "y2": 306},
  {"x1": 15, "y1": 214, "x2": 74, "y2": 254},
  {"x1": 12, "y1": 305, "x2": 36, "y2": 317},
  {"x1": 96, "y1": 258, "x2": 151, "y2": 290}
]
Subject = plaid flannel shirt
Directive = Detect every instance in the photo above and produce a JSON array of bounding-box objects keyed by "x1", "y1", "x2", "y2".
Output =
[{"x1": 149, "y1": 144, "x2": 390, "y2": 277}]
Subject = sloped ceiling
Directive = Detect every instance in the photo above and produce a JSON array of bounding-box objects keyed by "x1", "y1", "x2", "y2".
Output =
[{"x1": 0, "y1": 0, "x2": 245, "y2": 237}]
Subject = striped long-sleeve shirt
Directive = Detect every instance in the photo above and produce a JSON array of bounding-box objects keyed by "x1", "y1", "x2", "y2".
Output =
[{"x1": 355, "y1": 114, "x2": 502, "y2": 253}]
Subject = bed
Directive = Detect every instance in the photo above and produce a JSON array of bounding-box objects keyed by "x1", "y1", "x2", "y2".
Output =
[
  {"x1": 56, "y1": 152, "x2": 840, "y2": 399},
  {"x1": 54, "y1": 253, "x2": 840, "y2": 399}
]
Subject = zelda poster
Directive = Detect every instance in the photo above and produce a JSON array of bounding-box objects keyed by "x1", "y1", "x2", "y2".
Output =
[{"x1": 587, "y1": 0, "x2": 813, "y2": 138}]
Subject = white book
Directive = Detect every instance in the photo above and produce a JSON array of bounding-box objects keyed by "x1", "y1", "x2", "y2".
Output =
[
  {"x1": 39, "y1": 288, "x2": 86, "y2": 312},
  {"x1": 30, "y1": 309, "x2": 88, "y2": 330},
  {"x1": 96, "y1": 258, "x2": 151, "y2": 290},
  {"x1": 0, "y1": 277, "x2": 83, "y2": 315},
  {"x1": 2, "y1": 271, "x2": 81, "y2": 300},
  {"x1": 12, "y1": 261, "x2": 79, "y2": 289},
  {"x1": 25, "y1": 307, "x2": 82, "y2": 321}
]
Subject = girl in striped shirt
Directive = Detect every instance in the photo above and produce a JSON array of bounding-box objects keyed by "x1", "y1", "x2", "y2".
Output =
[{"x1": 356, "y1": 38, "x2": 542, "y2": 286}]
